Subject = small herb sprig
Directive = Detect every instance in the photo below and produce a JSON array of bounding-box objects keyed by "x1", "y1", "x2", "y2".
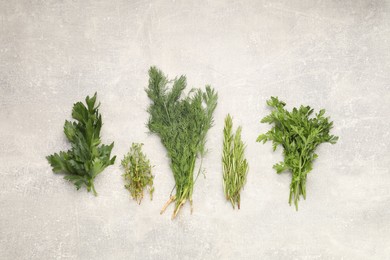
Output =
[
  {"x1": 146, "y1": 66, "x2": 218, "y2": 219},
  {"x1": 121, "y1": 143, "x2": 154, "y2": 204},
  {"x1": 257, "y1": 97, "x2": 338, "y2": 210},
  {"x1": 46, "y1": 93, "x2": 116, "y2": 195},
  {"x1": 222, "y1": 114, "x2": 249, "y2": 209}
]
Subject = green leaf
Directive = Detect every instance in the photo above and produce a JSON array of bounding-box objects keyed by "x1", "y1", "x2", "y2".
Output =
[
  {"x1": 273, "y1": 162, "x2": 288, "y2": 174},
  {"x1": 329, "y1": 135, "x2": 339, "y2": 144},
  {"x1": 85, "y1": 92, "x2": 98, "y2": 112},
  {"x1": 64, "y1": 121, "x2": 76, "y2": 142},
  {"x1": 46, "y1": 93, "x2": 115, "y2": 195},
  {"x1": 317, "y1": 109, "x2": 325, "y2": 117},
  {"x1": 257, "y1": 97, "x2": 338, "y2": 210},
  {"x1": 47, "y1": 152, "x2": 69, "y2": 173},
  {"x1": 256, "y1": 134, "x2": 267, "y2": 143}
]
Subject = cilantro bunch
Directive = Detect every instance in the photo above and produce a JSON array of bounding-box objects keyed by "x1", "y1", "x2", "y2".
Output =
[
  {"x1": 257, "y1": 97, "x2": 338, "y2": 210},
  {"x1": 46, "y1": 93, "x2": 116, "y2": 195},
  {"x1": 121, "y1": 143, "x2": 154, "y2": 204},
  {"x1": 146, "y1": 66, "x2": 218, "y2": 219}
]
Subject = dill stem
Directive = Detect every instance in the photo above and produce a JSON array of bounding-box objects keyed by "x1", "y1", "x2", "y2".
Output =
[
  {"x1": 91, "y1": 183, "x2": 97, "y2": 196},
  {"x1": 160, "y1": 195, "x2": 175, "y2": 214}
]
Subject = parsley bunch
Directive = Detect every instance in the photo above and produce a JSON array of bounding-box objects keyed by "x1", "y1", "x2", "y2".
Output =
[
  {"x1": 121, "y1": 143, "x2": 154, "y2": 204},
  {"x1": 46, "y1": 93, "x2": 116, "y2": 195},
  {"x1": 257, "y1": 97, "x2": 338, "y2": 210},
  {"x1": 222, "y1": 114, "x2": 249, "y2": 209},
  {"x1": 146, "y1": 66, "x2": 218, "y2": 219}
]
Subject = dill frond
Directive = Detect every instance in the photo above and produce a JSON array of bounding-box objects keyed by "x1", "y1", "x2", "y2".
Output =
[{"x1": 145, "y1": 66, "x2": 218, "y2": 219}]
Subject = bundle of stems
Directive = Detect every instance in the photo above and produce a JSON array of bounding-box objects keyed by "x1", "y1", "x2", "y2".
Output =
[
  {"x1": 121, "y1": 143, "x2": 154, "y2": 204},
  {"x1": 257, "y1": 97, "x2": 338, "y2": 210},
  {"x1": 145, "y1": 66, "x2": 218, "y2": 219},
  {"x1": 222, "y1": 114, "x2": 249, "y2": 209}
]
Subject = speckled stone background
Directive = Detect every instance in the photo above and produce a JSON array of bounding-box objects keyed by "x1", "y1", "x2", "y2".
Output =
[{"x1": 1, "y1": 0, "x2": 389, "y2": 259}]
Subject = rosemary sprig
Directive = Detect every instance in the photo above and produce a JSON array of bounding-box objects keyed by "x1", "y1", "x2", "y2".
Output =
[
  {"x1": 222, "y1": 114, "x2": 249, "y2": 209},
  {"x1": 257, "y1": 97, "x2": 338, "y2": 210},
  {"x1": 145, "y1": 66, "x2": 218, "y2": 219},
  {"x1": 121, "y1": 143, "x2": 154, "y2": 204}
]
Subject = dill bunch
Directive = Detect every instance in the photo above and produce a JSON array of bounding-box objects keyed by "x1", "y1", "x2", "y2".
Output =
[
  {"x1": 222, "y1": 114, "x2": 249, "y2": 209},
  {"x1": 121, "y1": 143, "x2": 154, "y2": 204},
  {"x1": 145, "y1": 66, "x2": 218, "y2": 219},
  {"x1": 257, "y1": 97, "x2": 338, "y2": 210}
]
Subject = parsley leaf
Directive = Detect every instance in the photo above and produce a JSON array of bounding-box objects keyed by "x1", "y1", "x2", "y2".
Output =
[
  {"x1": 257, "y1": 97, "x2": 338, "y2": 210},
  {"x1": 46, "y1": 93, "x2": 116, "y2": 195}
]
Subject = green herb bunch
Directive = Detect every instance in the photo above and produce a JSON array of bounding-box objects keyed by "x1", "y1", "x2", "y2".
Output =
[
  {"x1": 46, "y1": 93, "x2": 116, "y2": 195},
  {"x1": 256, "y1": 97, "x2": 338, "y2": 210},
  {"x1": 146, "y1": 66, "x2": 218, "y2": 219},
  {"x1": 222, "y1": 114, "x2": 249, "y2": 209},
  {"x1": 121, "y1": 143, "x2": 154, "y2": 204}
]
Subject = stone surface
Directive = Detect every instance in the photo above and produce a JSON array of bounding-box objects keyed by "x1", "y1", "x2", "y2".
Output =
[{"x1": 1, "y1": 0, "x2": 389, "y2": 259}]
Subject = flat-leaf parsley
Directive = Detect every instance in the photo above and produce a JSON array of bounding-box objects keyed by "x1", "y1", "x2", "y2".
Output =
[
  {"x1": 257, "y1": 97, "x2": 338, "y2": 210},
  {"x1": 47, "y1": 93, "x2": 116, "y2": 195}
]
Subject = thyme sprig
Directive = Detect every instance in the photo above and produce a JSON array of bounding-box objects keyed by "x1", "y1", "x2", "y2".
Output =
[{"x1": 121, "y1": 143, "x2": 154, "y2": 204}]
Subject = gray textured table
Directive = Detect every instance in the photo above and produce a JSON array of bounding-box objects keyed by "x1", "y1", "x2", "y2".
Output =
[{"x1": 1, "y1": 1, "x2": 389, "y2": 259}]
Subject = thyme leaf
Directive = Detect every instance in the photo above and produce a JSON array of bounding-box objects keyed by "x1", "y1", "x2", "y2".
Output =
[{"x1": 121, "y1": 143, "x2": 154, "y2": 204}]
